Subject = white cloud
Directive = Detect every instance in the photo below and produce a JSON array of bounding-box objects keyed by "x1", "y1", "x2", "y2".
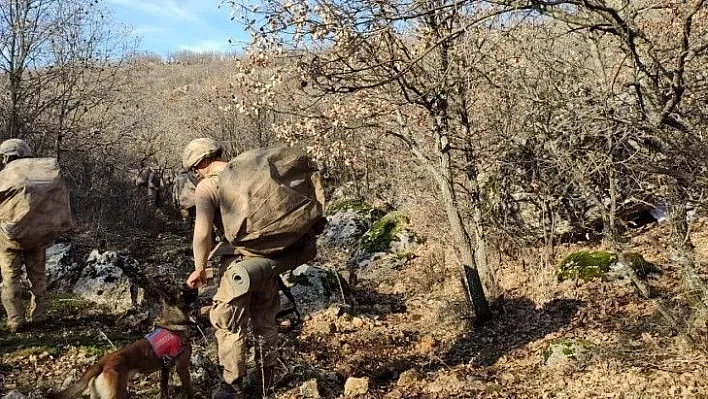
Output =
[
  {"x1": 133, "y1": 25, "x2": 167, "y2": 35},
  {"x1": 107, "y1": 0, "x2": 205, "y2": 23},
  {"x1": 178, "y1": 39, "x2": 231, "y2": 53}
]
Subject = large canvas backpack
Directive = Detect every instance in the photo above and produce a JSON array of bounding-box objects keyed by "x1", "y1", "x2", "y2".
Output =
[
  {"x1": 0, "y1": 158, "x2": 73, "y2": 249},
  {"x1": 218, "y1": 145, "x2": 325, "y2": 259},
  {"x1": 172, "y1": 171, "x2": 197, "y2": 211}
]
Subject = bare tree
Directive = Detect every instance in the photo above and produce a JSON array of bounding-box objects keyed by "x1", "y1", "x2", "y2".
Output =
[
  {"x1": 0, "y1": 0, "x2": 56, "y2": 139},
  {"x1": 227, "y1": 0, "x2": 513, "y2": 323},
  {"x1": 0, "y1": 0, "x2": 130, "y2": 159},
  {"x1": 491, "y1": 0, "x2": 708, "y2": 327}
]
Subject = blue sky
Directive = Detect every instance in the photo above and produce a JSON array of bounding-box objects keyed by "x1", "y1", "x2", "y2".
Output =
[{"x1": 106, "y1": 0, "x2": 250, "y2": 57}]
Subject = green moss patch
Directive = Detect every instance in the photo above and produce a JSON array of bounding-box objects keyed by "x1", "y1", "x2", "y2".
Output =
[
  {"x1": 556, "y1": 250, "x2": 616, "y2": 282},
  {"x1": 542, "y1": 338, "x2": 594, "y2": 364},
  {"x1": 556, "y1": 250, "x2": 661, "y2": 282},
  {"x1": 0, "y1": 293, "x2": 142, "y2": 359},
  {"x1": 623, "y1": 252, "x2": 661, "y2": 278},
  {"x1": 47, "y1": 292, "x2": 95, "y2": 317},
  {"x1": 361, "y1": 212, "x2": 410, "y2": 253}
]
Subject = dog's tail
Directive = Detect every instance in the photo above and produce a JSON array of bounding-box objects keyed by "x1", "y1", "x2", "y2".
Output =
[{"x1": 46, "y1": 361, "x2": 103, "y2": 399}]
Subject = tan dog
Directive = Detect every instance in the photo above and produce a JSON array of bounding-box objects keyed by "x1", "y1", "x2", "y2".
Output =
[{"x1": 47, "y1": 293, "x2": 195, "y2": 399}]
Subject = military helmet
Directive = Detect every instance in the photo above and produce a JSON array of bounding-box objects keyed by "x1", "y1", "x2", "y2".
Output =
[
  {"x1": 0, "y1": 138, "x2": 32, "y2": 158},
  {"x1": 182, "y1": 138, "x2": 223, "y2": 170}
]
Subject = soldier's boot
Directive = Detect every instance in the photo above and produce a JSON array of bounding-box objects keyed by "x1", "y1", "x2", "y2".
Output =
[
  {"x1": 212, "y1": 378, "x2": 245, "y2": 399},
  {"x1": 2, "y1": 290, "x2": 25, "y2": 333},
  {"x1": 27, "y1": 286, "x2": 48, "y2": 325}
]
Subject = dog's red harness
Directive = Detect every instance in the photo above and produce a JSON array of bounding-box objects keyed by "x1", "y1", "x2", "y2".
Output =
[{"x1": 145, "y1": 328, "x2": 184, "y2": 360}]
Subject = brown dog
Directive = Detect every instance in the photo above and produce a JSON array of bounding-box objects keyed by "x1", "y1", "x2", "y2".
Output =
[{"x1": 47, "y1": 293, "x2": 195, "y2": 399}]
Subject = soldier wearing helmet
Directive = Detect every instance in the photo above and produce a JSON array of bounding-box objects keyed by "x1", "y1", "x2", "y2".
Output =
[
  {"x1": 182, "y1": 138, "x2": 281, "y2": 399},
  {"x1": 0, "y1": 139, "x2": 48, "y2": 333},
  {"x1": 0, "y1": 138, "x2": 32, "y2": 169},
  {"x1": 172, "y1": 168, "x2": 198, "y2": 233}
]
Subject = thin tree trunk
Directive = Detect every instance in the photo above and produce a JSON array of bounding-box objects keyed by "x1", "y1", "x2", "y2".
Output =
[
  {"x1": 666, "y1": 192, "x2": 708, "y2": 309},
  {"x1": 394, "y1": 110, "x2": 492, "y2": 324}
]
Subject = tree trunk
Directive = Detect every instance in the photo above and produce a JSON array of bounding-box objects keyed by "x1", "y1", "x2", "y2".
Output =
[
  {"x1": 667, "y1": 194, "x2": 708, "y2": 309},
  {"x1": 394, "y1": 110, "x2": 493, "y2": 325},
  {"x1": 434, "y1": 136, "x2": 492, "y2": 325},
  {"x1": 464, "y1": 152, "x2": 500, "y2": 298},
  {"x1": 471, "y1": 202, "x2": 499, "y2": 298},
  {"x1": 462, "y1": 265, "x2": 492, "y2": 326}
]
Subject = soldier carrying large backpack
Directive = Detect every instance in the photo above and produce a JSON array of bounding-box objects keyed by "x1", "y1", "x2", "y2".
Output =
[
  {"x1": 181, "y1": 138, "x2": 324, "y2": 399},
  {"x1": 0, "y1": 139, "x2": 72, "y2": 333}
]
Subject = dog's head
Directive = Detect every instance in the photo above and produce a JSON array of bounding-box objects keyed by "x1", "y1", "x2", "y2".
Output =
[{"x1": 154, "y1": 283, "x2": 199, "y2": 331}]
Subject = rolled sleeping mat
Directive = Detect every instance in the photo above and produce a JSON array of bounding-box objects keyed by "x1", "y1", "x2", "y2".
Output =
[{"x1": 225, "y1": 257, "x2": 276, "y2": 298}]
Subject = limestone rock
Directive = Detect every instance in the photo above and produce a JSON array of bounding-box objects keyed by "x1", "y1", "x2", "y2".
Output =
[
  {"x1": 282, "y1": 265, "x2": 348, "y2": 314},
  {"x1": 319, "y1": 201, "x2": 378, "y2": 250},
  {"x1": 344, "y1": 377, "x2": 370, "y2": 397},
  {"x1": 45, "y1": 242, "x2": 80, "y2": 290},
  {"x1": 72, "y1": 250, "x2": 141, "y2": 314},
  {"x1": 299, "y1": 378, "x2": 321, "y2": 398}
]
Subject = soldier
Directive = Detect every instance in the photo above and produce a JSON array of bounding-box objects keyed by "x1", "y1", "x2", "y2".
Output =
[
  {"x1": 136, "y1": 167, "x2": 161, "y2": 209},
  {"x1": 0, "y1": 140, "x2": 54, "y2": 332},
  {"x1": 182, "y1": 138, "x2": 280, "y2": 399},
  {"x1": 172, "y1": 168, "x2": 198, "y2": 233}
]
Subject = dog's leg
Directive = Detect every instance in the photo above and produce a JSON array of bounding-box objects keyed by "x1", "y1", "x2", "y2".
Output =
[
  {"x1": 160, "y1": 364, "x2": 170, "y2": 399},
  {"x1": 93, "y1": 370, "x2": 128, "y2": 399},
  {"x1": 176, "y1": 347, "x2": 194, "y2": 398}
]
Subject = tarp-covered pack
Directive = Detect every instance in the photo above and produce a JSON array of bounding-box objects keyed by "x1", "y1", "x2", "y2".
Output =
[
  {"x1": 0, "y1": 158, "x2": 72, "y2": 249},
  {"x1": 173, "y1": 171, "x2": 197, "y2": 211},
  {"x1": 218, "y1": 144, "x2": 325, "y2": 258}
]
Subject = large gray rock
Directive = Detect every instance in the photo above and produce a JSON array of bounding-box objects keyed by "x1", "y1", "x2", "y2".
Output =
[
  {"x1": 389, "y1": 228, "x2": 421, "y2": 254},
  {"x1": 319, "y1": 199, "x2": 382, "y2": 251},
  {"x1": 45, "y1": 243, "x2": 80, "y2": 290},
  {"x1": 318, "y1": 210, "x2": 372, "y2": 250},
  {"x1": 282, "y1": 265, "x2": 347, "y2": 314},
  {"x1": 72, "y1": 250, "x2": 141, "y2": 314}
]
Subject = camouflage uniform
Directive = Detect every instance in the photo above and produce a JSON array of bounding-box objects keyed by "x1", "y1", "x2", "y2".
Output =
[
  {"x1": 0, "y1": 241, "x2": 47, "y2": 331},
  {"x1": 136, "y1": 167, "x2": 160, "y2": 209},
  {"x1": 210, "y1": 258, "x2": 280, "y2": 385},
  {"x1": 182, "y1": 138, "x2": 281, "y2": 397},
  {"x1": 198, "y1": 176, "x2": 281, "y2": 387},
  {"x1": 172, "y1": 169, "x2": 197, "y2": 231},
  {"x1": 0, "y1": 139, "x2": 47, "y2": 332}
]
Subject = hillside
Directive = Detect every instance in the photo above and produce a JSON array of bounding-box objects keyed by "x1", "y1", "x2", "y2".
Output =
[
  {"x1": 0, "y1": 0, "x2": 707, "y2": 397},
  {"x1": 1, "y1": 203, "x2": 706, "y2": 398}
]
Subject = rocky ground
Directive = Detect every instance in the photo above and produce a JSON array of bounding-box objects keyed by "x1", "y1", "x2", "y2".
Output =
[{"x1": 1, "y1": 202, "x2": 707, "y2": 398}]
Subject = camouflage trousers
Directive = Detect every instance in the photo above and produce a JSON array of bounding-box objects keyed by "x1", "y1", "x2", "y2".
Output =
[
  {"x1": 0, "y1": 245, "x2": 47, "y2": 330},
  {"x1": 209, "y1": 257, "x2": 280, "y2": 385}
]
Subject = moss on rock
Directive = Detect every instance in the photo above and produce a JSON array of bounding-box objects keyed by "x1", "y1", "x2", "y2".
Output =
[
  {"x1": 542, "y1": 338, "x2": 593, "y2": 365},
  {"x1": 326, "y1": 198, "x2": 382, "y2": 219},
  {"x1": 556, "y1": 250, "x2": 616, "y2": 282},
  {"x1": 360, "y1": 212, "x2": 411, "y2": 253},
  {"x1": 557, "y1": 250, "x2": 660, "y2": 282},
  {"x1": 623, "y1": 252, "x2": 661, "y2": 278}
]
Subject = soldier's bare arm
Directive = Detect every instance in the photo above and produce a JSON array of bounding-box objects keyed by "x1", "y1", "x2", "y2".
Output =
[{"x1": 187, "y1": 182, "x2": 216, "y2": 288}]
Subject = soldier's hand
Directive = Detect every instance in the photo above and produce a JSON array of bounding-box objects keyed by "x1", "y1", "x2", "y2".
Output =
[{"x1": 186, "y1": 269, "x2": 207, "y2": 288}]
